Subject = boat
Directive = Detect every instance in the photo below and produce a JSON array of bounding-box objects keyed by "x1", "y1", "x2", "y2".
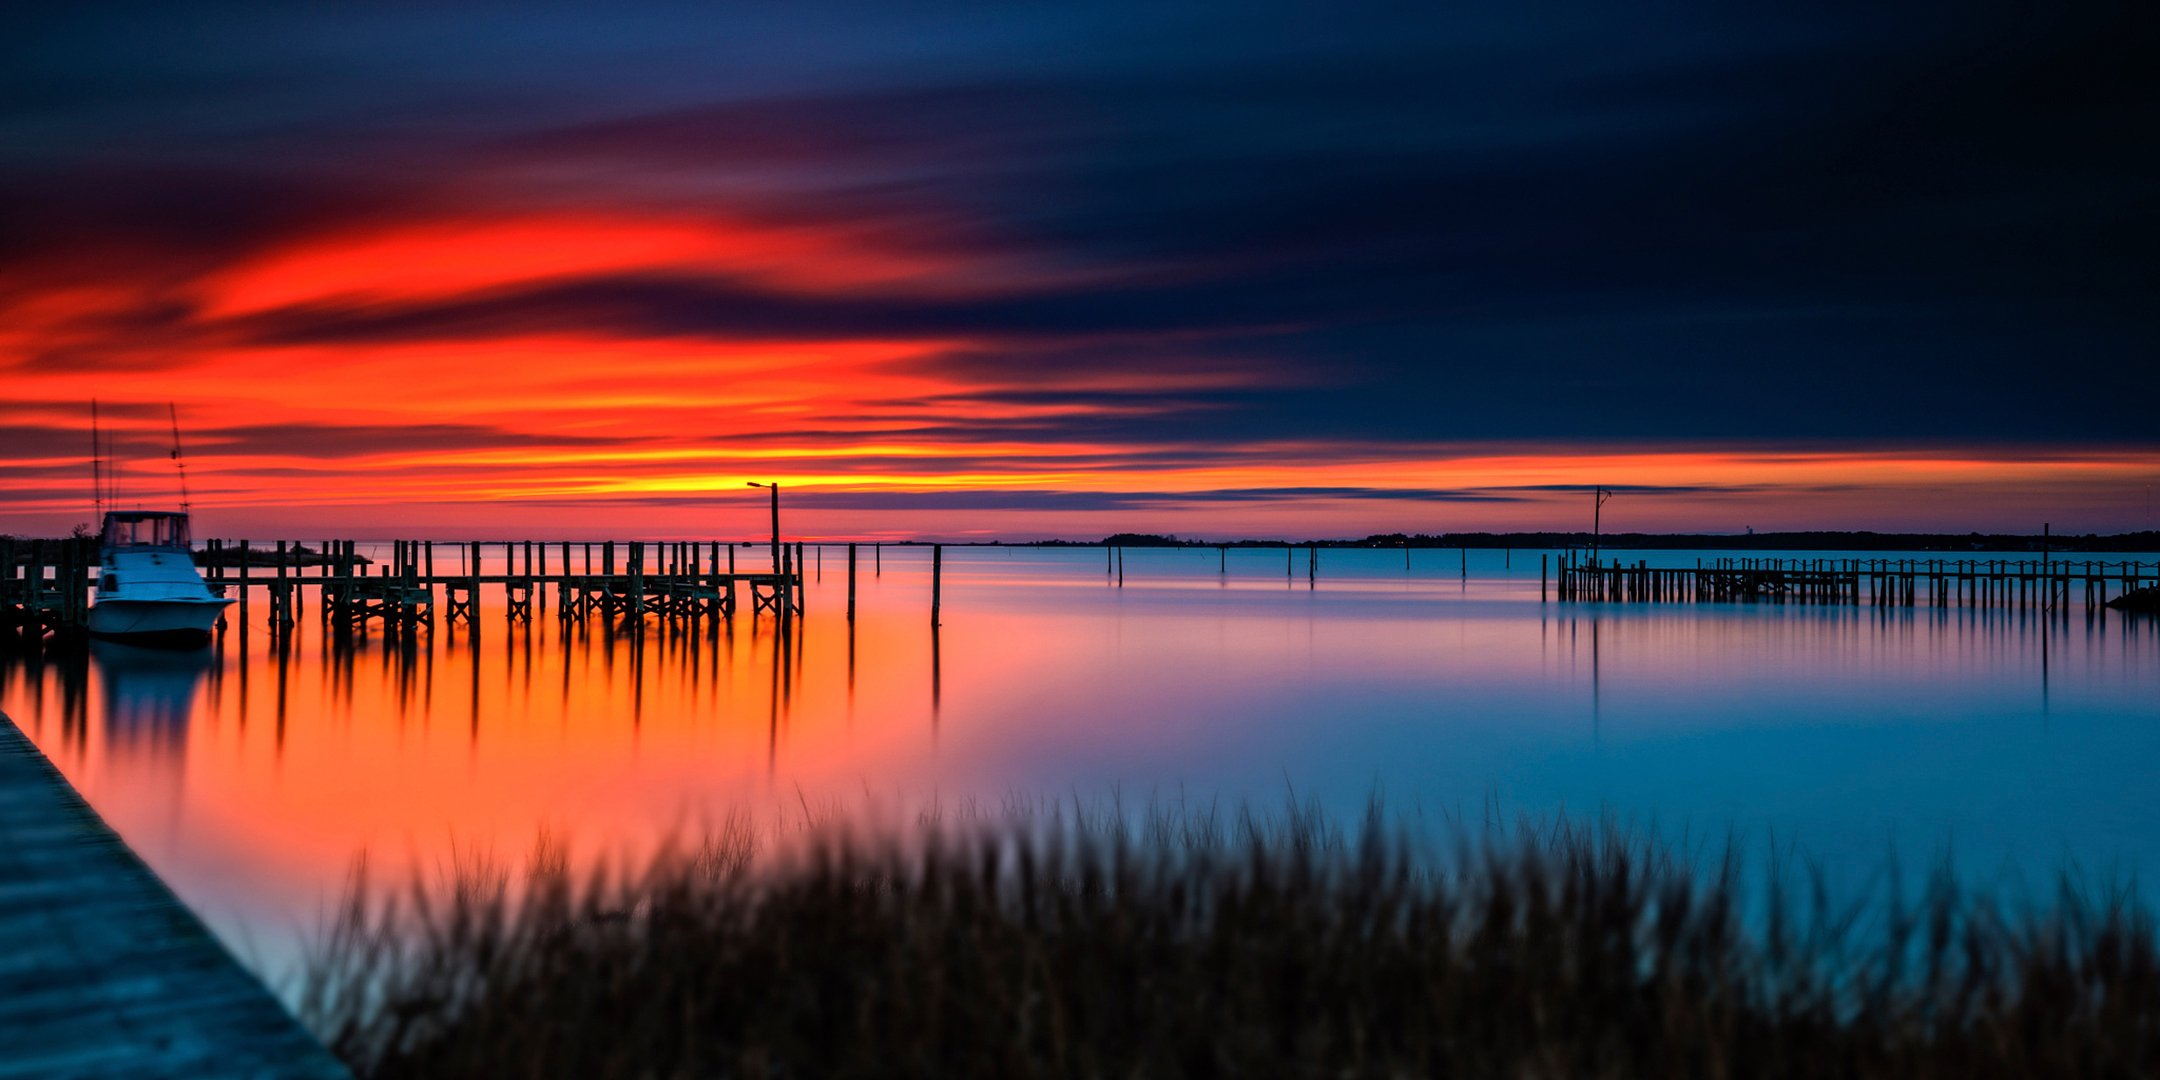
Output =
[
  {"x1": 82, "y1": 403, "x2": 232, "y2": 645},
  {"x1": 87, "y1": 510, "x2": 232, "y2": 645}
]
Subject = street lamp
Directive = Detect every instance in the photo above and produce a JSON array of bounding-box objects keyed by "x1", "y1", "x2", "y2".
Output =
[
  {"x1": 746, "y1": 482, "x2": 780, "y2": 575},
  {"x1": 1592, "y1": 486, "x2": 1613, "y2": 565}
]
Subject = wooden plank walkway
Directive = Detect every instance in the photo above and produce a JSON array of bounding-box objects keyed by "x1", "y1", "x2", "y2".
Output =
[
  {"x1": 1551, "y1": 554, "x2": 2159, "y2": 612},
  {"x1": 0, "y1": 709, "x2": 350, "y2": 1080}
]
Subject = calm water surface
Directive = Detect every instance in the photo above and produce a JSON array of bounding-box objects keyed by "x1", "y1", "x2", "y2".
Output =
[{"x1": 4, "y1": 545, "x2": 2157, "y2": 986}]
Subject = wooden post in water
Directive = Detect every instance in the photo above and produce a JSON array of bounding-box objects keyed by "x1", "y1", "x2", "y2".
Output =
[
  {"x1": 847, "y1": 543, "x2": 857, "y2": 622},
  {"x1": 275, "y1": 540, "x2": 291, "y2": 628},
  {"x1": 73, "y1": 537, "x2": 90, "y2": 628},
  {"x1": 57, "y1": 538, "x2": 75, "y2": 630},
  {"x1": 931, "y1": 543, "x2": 943, "y2": 625},
  {"x1": 327, "y1": 541, "x2": 343, "y2": 621},
  {"x1": 1541, "y1": 553, "x2": 1548, "y2": 601},
  {"x1": 0, "y1": 536, "x2": 13, "y2": 645},
  {"x1": 1117, "y1": 546, "x2": 1124, "y2": 587},
  {"x1": 1, "y1": 537, "x2": 17, "y2": 645},
  {"x1": 2041, "y1": 523, "x2": 2050, "y2": 574},
  {"x1": 778, "y1": 541, "x2": 792, "y2": 622}
]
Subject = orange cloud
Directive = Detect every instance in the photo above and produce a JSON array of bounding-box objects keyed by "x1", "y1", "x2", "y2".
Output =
[
  {"x1": 196, "y1": 214, "x2": 962, "y2": 318},
  {"x1": 4, "y1": 205, "x2": 2156, "y2": 540}
]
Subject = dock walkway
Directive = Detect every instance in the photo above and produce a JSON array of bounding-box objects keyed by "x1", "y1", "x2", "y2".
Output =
[
  {"x1": 1551, "y1": 553, "x2": 2157, "y2": 611},
  {"x1": 0, "y1": 710, "x2": 349, "y2": 1080}
]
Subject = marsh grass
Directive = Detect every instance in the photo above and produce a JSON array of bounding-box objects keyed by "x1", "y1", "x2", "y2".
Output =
[{"x1": 300, "y1": 800, "x2": 2158, "y2": 1078}]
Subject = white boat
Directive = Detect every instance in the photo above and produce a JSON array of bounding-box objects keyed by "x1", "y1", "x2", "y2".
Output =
[{"x1": 87, "y1": 511, "x2": 233, "y2": 645}]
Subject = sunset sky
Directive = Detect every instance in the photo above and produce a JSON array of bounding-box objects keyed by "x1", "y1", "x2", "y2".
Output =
[{"x1": 4, "y1": 4, "x2": 2156, "y2": 539}]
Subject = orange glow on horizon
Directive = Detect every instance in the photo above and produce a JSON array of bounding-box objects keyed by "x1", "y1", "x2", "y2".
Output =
[{"x1": 4, "y1": 208, "x2": 2156, "y2": 539}]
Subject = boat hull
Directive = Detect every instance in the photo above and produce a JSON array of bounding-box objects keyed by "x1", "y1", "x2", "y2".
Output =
[{"x1": 87, "y1": 598, "x2": 232, "y2": 645}]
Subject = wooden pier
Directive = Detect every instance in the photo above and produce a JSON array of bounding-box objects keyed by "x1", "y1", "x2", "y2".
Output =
[
  {"x1": 12, "y1": 537, "x2": 2158, "y2": 644},
  {"x1": 0, "y1": 538, "x2": 91, "y2": 646},
  {"x1": 203, "y1": 540, "x2": 806, "y2": 634},
  {"x1": 3, "y1": 538, "x2": 806, "y2": 643},
  {"x1": 1554, "y1": 554, "x2": 2160, "y2": 613},
  {"x1": 0, "y1": 708, "x2": 350, "y2": 1078}
]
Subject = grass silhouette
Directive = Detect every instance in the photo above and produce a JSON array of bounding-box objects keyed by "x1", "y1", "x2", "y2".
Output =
[{"x1": 300, "y1": 800, "x2": 2158, "y2": 1078}]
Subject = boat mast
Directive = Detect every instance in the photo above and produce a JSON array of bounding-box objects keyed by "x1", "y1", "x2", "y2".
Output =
[
  {"x1": 91, "y1": 399, "x2": 105, "y2": 519},
  {"x1": 110, "y1": 408, "x2": 122, "y2": 510},
  {"x1": 168, "y1": 402, "x2": 192, "y2": 514}
]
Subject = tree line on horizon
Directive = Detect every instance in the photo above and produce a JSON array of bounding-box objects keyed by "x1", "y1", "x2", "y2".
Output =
[{"x1": 1044, "y1": 530, "x2": 2160, "y2": 553}]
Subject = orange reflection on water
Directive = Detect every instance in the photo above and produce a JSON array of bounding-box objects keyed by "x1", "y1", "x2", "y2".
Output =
[{"x1": 5, "y1": 545, "x2": 2160, "y2": 996}]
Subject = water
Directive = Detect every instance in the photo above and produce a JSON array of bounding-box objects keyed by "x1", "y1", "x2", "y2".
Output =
[{"x1": 4, "y1": 545, "x2": 2157, "y2": 986}]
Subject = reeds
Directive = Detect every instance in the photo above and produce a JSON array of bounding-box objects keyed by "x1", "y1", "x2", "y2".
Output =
[{"x1": 299, "y1": 802, "x2": 2159, "y2": 1078}]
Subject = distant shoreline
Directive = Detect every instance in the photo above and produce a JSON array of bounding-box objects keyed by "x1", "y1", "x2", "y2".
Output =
[
  {"x1": 913, "y1": 530, "x2": 2160, "y2": 553},
  {"x1": 9, "y1": 530, "x2": 2156, "y2": 554}
]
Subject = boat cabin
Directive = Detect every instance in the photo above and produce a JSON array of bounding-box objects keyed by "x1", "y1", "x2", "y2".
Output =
[{"x1": 101, "y1": 511, "x2": 193, "y2": 551}]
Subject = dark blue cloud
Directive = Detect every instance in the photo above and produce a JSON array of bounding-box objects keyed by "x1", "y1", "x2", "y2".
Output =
[{"x1": 4, "y1": 2, "x2": 2155, "y2": 447}]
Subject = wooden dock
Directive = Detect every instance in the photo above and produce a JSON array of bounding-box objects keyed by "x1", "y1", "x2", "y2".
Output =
[
  {"x1": 13, "y1": 537, "x2": 2157, "y2": 643},
  {"x1": 0, "y1": 709, "x2": 350, "y2": 1079},
  {"x1": 3, "y1": 538, "x2": 808, "y2": 642},
  {"x1": 1552, "y1": 553, "x2": 2159, "y2": 612},
  {"x1": 201, "y1": 539, "x2": 805, "y2": 633},
  {"x1": 0, "y1": 538, "x2": 91, "y2": 646}
]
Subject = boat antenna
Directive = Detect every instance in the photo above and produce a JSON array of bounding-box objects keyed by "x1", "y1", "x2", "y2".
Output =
[
  {"x1": 168, "y1": 402, "x2": 192, "y2": 513},
  {"x1": 91, "y1": 399, "x2": 105, "y2": 518},
  {"x1": 108, "y1": 408, "x2": 123, "y2": 510}
]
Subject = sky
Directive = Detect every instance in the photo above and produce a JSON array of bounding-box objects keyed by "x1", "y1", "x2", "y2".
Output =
[{"x1": 3, "y1": 2, "x2": 2156, "y2": 540}]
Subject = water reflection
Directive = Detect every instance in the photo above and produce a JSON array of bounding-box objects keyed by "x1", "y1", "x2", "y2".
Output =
[
  {"x1": 0, "y1": 546, "x2": 2155, "y2": 989},
  {"x1": 93, "y1": 639, "x2": 209, "y2": 758},
  {"x1": 91, "y1": 640, "x2": 211, "y2": 843}
]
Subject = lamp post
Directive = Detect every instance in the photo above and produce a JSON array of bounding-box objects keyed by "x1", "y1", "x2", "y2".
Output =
[
  {"x1": 747, "y1": 482, "x2": 780, "y2": 575},
  {"x1": 1592, "y1": 486, "x2": 1612, "y2": 565},
  {"x1": 749, "y1": 481, "x2": 787, "y2": 619}
]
